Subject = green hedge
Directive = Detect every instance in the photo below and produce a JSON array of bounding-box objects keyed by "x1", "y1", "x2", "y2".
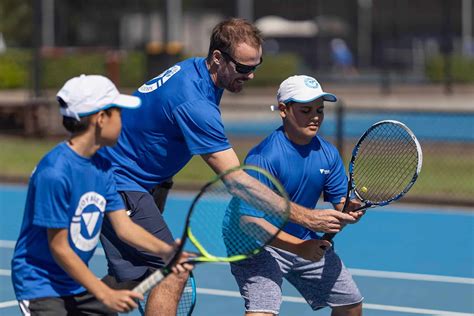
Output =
[
  {"x1": 0, "y1": 49, "x2": 301, "y2": 89},
  {"x1": 0, "y1": 49, "x2": 146, "y2": 89},
  {"x1": 0, "y1": 49, "x2": 30, "y2": 88},
  {"x1": 3, "y1": 50, "x2": 473, "y2": 89},
  {"x1": 425, "y1": 55, "x2": 474, "y2": 83}
]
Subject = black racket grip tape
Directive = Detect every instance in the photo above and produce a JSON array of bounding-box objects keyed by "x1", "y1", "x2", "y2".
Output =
[{"x1": 320, "y1": 233, "x2": 335, "y2": 250}]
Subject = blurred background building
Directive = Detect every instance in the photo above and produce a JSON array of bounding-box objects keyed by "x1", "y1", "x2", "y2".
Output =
[
  {"x1": 0, "y1": 0, "x2": 473, "y2": 206},
  {"x1": 0, "y1": 0, "x2": 473, "y2": 89}
]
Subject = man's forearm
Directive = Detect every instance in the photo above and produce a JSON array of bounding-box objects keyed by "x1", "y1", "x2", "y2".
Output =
[{"x1": 288, "y1": 202, "x2": 311, "y2": 227}]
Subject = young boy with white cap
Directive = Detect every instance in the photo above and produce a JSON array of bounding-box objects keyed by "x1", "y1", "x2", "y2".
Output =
[
  {"x1": 11, "y1": 75, "x2": 192, "y2": 316},
  {"x1": 231, "y1": 75, "x2": 365, "y2": 316}
]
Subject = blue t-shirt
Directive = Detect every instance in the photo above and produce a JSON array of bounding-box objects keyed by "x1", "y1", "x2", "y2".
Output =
[
  {"x1": 11, "y1": 143, "x2": 125, "y2": 300},
  {"x1": 99, "y1": 57, "x2": 231, "y2": 192},
  {"x1": 244, "y1": 127, "x2": 347, "y2": 240}
]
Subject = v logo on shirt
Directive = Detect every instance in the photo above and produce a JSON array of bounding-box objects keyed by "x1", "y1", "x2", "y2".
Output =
[{"x1": 82, "y1": 212, "x2": 100, "y2": 236}]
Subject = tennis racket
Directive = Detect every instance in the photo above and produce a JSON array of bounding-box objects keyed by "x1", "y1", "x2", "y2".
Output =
[
  {"x1": 133, "y1": 164, "x2": 290, "y2": 295},
  {"x1": 323, "y1": 120, "x2": 423, "y2": 242},
  {"x1": 177, "y1": 272, "x2": 196, "y2": 316},
  {"x1": 150, "y1": 182, "x2": 196, "y2": 315}
]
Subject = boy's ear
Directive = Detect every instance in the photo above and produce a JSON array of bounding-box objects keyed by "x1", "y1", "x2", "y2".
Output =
[
  {"x1": 278, "y1": 102, "x2": 287, "y2": 118},
  {"x1": 94, "y1": 110, "x2": 106, "y2": 128}
]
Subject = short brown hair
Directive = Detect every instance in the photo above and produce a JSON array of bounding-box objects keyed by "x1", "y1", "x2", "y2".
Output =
[{"x1": 207, "y1": 18, "x2": 263, "y2": 59}]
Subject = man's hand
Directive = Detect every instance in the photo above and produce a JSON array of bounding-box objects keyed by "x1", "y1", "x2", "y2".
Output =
[
  {"x1": 339, "y1": 198, "x2": 366, "y2": 223},
  {"x1": 295, "y1": 239, "x2": 332, "y2": 262},
  {"x1": 297, "y1": 208, "x2": 357, "y2": 233},
  {"x1": 163, "y1": 240, "x2": 195, "y2": 274},
  {"x1": 169, "y1": 251, "x2": 195, "y2": 274}
]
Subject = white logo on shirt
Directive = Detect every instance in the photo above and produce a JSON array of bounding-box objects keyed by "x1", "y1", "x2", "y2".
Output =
[
  {"x1": 70, "y1": 192, "x2": 106, "y2": 252},
  {"x1": 138, "y1": 65, "x2": 181, "y2": 93},
  {"x1": 320, "y1": 169, "x2": 331, "y2": 175}
]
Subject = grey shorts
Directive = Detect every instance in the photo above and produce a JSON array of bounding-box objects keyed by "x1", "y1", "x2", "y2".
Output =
[{"x1": 230, "y1": 246, "x2": 363, "y2": 314}]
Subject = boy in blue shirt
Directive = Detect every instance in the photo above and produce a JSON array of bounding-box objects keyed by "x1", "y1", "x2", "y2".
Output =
[
  {"x1": 230, "y1": 75, "x2": 365, "y2": 316},
  {"x1": 11, "y1": 75, "x2": 192, "y2": 316}
]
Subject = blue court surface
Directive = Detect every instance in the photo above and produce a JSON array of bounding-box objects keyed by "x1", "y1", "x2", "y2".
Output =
[{"x1": 1, "y1": 184, "x2": 473, "y2": 316}]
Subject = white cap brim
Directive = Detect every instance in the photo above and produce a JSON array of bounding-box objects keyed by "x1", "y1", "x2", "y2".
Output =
[
  {"x1": 112, "y1": 94, "x2": 141, "y2": 109},
  {"x1": 284, "y1": 92, "x2": 337, "y2": 104}
]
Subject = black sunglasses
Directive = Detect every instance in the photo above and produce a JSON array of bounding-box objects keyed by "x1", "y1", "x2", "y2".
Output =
[{"x1": 219, "y1": 50, "x2": 263, "y2": 74}]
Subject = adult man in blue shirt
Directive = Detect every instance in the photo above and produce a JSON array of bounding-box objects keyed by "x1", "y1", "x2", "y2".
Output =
[{"x1": 99, "y1": 18, "x2": 357, "y2": 315}]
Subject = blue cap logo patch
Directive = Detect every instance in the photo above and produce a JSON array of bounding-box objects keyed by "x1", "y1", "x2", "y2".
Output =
[{"x1": 304, "y1": 77, "x2": 319, "y2": 89}]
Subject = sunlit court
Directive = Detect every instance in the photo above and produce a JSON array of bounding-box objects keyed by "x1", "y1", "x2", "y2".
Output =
[
  {"x1": 1, "y1": 1, "x2": 473, "y2": 315},
  {"x1": 1, "y1": 188, "x2": 473, "y2": 315}
]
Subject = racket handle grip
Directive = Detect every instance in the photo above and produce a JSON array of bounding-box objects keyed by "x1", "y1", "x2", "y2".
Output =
[
  {"x1": 320, "y1": 232, "x2": 336, "y2": 250},
  {"x1": 133, "y1": 269, "x2": 166, "y2": 295},
  {"x1": 322, "y1": 233, "x2": 335, "y2": 241}
]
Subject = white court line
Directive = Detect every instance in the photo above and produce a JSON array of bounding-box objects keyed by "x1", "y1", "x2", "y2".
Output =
[
  {"x1": 0, "y1": 289, "x2": 472, "y2": 316},
  {"x1": 0, "y1": 301, "x2": 17, "y2": 308},
  {"x1": 0, "y1": 269, "x2": 11, "y2": 276},
  {"x1": 1, "y1": 288, "x2": 472, "y2": 315},
  {"x1": 197, "y1": 288, "x2": 473, "y2": 316},
  {"x1": 348, "y1": 268, "x2": 474, "y2": 285},
  {"x1": 1, "y1": 240, "x2": 473, "y2": 285}
]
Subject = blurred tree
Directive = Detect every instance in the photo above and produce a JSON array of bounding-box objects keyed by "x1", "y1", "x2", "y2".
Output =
[{"x1": 0, "y1": 0, "x2": 32, "y2": 47}]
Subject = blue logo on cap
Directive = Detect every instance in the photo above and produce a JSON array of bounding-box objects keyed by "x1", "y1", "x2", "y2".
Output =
[{"x1": 304, "y1": 77, "x2": 319, "y2": 89}]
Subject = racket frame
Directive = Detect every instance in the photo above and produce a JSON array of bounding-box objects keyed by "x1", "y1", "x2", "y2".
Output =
[
  {"x1": 134, "y1": 164, "x2": 290, "y2": 294},
  {"x1": 323, "y1": 120, "x2": 423, "y2": 242}
]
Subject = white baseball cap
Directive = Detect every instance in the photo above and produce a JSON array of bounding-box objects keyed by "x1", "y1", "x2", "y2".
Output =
[
  {"x1": 277, "y1": 75, "x2": 337, "y2": 104},
  {"x1": 57, "y1": 74, "x2": 141, "y2": 121}
]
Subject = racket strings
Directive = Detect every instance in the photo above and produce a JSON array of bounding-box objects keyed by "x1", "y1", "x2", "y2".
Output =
[
  {"x1": 188, "y1": 170, "x2": 288, "y2": 260},
  {"x1": 356, "y1": 132, "x2": 414, "y2": 200},
  {"x1": 177, "y1": 273, "x2": 195, "y2": 316},
  {"x1": 353, "y1": 124, "x2": 419, "y2": 203}
]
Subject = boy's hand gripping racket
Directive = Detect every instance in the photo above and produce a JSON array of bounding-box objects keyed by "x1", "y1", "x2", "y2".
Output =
[
  {"x1": 133, "y1": 164, "x2": 290, "y2": 295},
  {"x1": 323, "y1": 120, "x2": 423, "y2": 242}
]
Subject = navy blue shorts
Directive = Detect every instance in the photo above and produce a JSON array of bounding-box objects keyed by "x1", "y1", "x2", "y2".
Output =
[
  {"x1": 18, "y1": 291, "x2": 117, "y2": 316},
  {"x1": 100, "y1": 191, "x2": 175, "y2": 282}
]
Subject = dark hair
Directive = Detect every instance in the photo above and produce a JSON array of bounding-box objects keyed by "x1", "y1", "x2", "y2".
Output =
[
  {"x1": 58, "y1": 97, "x2": 115, "y2": 134},
  {"x1": 207, "y1": 18, "x2": 263, "y2": 60},
  {"x1": 57, "y1": 97, "x2": 90, "y2": 133}
]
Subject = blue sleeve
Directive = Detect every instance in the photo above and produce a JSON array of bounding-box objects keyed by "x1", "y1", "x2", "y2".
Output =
[
  {"x1": 32, "y1": 168, "x2": 70, "y2": 228},
  {"x1": 323, "y1": 154, "x2": 347, "y2": 204},
  {"x1": 173, "y1": 100, "x2": 231, "y2": 155},
  {"x1": 104, "y1": 169, "x2": 125, "y2": 213}
]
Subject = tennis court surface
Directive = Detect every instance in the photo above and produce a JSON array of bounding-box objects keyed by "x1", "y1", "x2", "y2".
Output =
[{"x1": 1, "y1": 185, "x2": 473, "y2": 316}]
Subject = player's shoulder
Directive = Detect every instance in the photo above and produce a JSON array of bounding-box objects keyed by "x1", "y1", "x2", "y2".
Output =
[
  {"x1": 137, "y1": 57, "x2": 203, "y2": 95},
  {"x1": 36, "y1": 142, "x2": 70, "y2": 169},
  {"x1": 249, "y1": 129, "x2": 281, "y2": 153},
  {"x1": 32, "y1": 143, "x2": 71, "y2": 182},
  {"x1": 247, "y1": 128, "x2": 285, "y2": 162}
]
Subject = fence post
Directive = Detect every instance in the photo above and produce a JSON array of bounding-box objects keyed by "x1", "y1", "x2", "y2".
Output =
[{"x1": 336, "y1": 99, "x2": 345, "y2": 159}]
